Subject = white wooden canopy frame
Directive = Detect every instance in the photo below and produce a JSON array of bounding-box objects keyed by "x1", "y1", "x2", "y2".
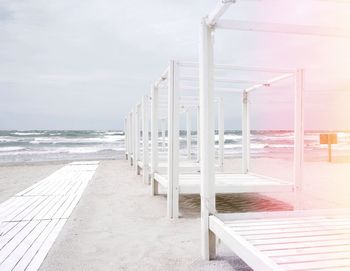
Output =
[
  {"x1": 150, "y1": 60, "x2": 297, "y2": 220},
  {"x1": 200, "y1": 0, "x2": 350, "y2": 267},
  {"x1": 150, "y1": 61, "x2": 230, "y2": 218}
]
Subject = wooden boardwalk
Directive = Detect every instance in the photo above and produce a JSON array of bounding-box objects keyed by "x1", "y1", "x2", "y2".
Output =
[{"x1": 0, "y1": 161, "x2": 99, "y2": 271}]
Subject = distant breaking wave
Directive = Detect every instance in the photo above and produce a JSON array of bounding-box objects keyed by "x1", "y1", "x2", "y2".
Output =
[
  {"x1": 0, "y1": 130, "x2": 349, "y2": 164},
  {"x1": 0, "y1": 130, "x2": 125, "y2": 164}
]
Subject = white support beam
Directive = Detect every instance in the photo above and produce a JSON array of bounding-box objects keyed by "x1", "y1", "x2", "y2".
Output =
[
  {"x1": 128, "y1": 111, "x2": 133, "y2": 166},
  {"x1": 216, "y1": 19, "x2": 350, "y2": 38},
  {"x1": 155, "y1": 68, "x2": 169, "y2": 88},
  {"x1": 161, "y1": 119, "x2": 166, "y2": 151},
  {"x1": 207, "y1": 0, "x2": 235, "y2": 26},
  {"x1": 245, "y1": 73, "x2": 294, "y2": 92},
  {"x1": 186, "y1": 110, "x2": 192, "y2": 159},
  {"x1": 218, "y1": 98, "x2": 225, "y2": 169},
  {"x1": 167, "y1": 60, "x2": 180, "y2": 219},
  {"x1": 242, "y1": 91, "x2": 250, "y2": 173},
  {"x1": 134, "y1": 105, "x2": 140, "y2": 174},
  {"x1": 132, "y1": 109, "x2": 136, "y2": 167},
  {"x1": 294, "y1": 69, "x2": 304, "y2": 199},
  {"x1": 142, "y1": 95, "x2": 150, "y2": 185},
  {"x1": 124, "y1": 117, "x2": 128, "y2": 160},
  {"x1": 181, "y1": 85, "x2": 243, "y2": 93},
  {"x1": 200, "y1": 18, "x2": 216, "y2": 260},
  {"x1": 178, "y1": 61, "x2": 295, "y2": 74},
  {"x1": 196, "y1": 106, "x2": 201, "y2": 163},
  {"x1": 181, "y1": 76, "x2": 264, "y2": 85},
  {"x1": 151, "y1": 84, "x2": 159, "y2": 195}
]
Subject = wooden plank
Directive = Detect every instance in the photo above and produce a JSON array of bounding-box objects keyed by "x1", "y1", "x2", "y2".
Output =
[
  {"x1": 0, "y1": 221, "x2": 31, "y2": 250},
  {"x1": 281, "y1": 258, "x2": 350, "y2": 271},
  {"x1": 0, "y1": 221, "x2": 40, "y2": 263},
  {"x1": 265, "y1": 244, "x2": 350, "y2": 258},
  {"x1": 217, "y1": 209, "x2": 350, "y2": 221},
  {"x1": 0, "y1": 162, "x2": 97, "y2": 271},
  {"x1": 0, "y1": 220, "x2": 50, "y2": 270},
  {"x1": 229, "y1": 219, "x2": 350, "y2": 232},
  {"x1": 249, "y1": 233, "x2": 350, "y2": 246},
  {"x1": 24, "y1": 219, "x2": 66, "y2": 271},
  {"x1": 273, "y1": 251, "x2": 350, "y2": 265},
  {"x1": 12, "y1": 219, "x2": 60, "y2": 271},
  {"x1": 257, "y1": 239, "x2": 350, "y2": 251},
  {"x1": 209, "y1": 215, "x2": 283, "y2": 270},
  {"x1": 239, "y1": 227, "x2": 350, "y2": 239}
]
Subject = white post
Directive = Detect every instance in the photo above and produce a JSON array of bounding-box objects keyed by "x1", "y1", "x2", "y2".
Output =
[
  {"x1": 218, "y1": 97, "x2": 224, "y2": 169},
  {"x1": 294, "y1": 69, "x2": 304, "y2": 208},
  {"x1": 197, "y1": 106, "x2": 200, "y2": 162},
  {"x1": 167, "y1": 60, "x2": 180, "y2": 219},
  {"x1": 242, "y1": 91, "x2": 250, "y2": 174},
  {"x1": 134, "y1": 105, "x2": 140, "y2": 174},
  {"x1": 142, "y1": 95, "x2": 150, "y2": 184},
  {"x1": 129, "y1": 112, "x2": 133, "y2": 164},
  {"x1": 151, "y1": 84, "x2": 159, "y2": 195},
  {"x1": 186, "y1": 110, "x2": 192, "y2": 159},
  {"x1": 130, "y1": 110, "x2": 135, "y2": 166},
  {"x1": 161, "y1": 119, "x2": 166, "y2": 151},
  {"x1": 200, "y1": 18, "x2": 216, "y2": 260},
  {"x1": 124, "y1": 117, "x2": 128, "y2": 160}
]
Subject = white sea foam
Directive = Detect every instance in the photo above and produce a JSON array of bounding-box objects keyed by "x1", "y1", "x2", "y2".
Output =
[
  {"x1": 0, "y1": 147, "x2": 27, "y2": 152},
  {"x1": 12, "y1": 132, "x2": 45, "y2": 136}
]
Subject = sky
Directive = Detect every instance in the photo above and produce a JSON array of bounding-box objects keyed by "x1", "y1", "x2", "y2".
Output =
[{"x1": 0, "y1": 0, "x2": 349, "y2": 130}]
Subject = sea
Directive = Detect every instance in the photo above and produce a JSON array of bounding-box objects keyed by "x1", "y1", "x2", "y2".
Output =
[{"x1": 0, "y1": 130, "x2": 349, "y2": 164}]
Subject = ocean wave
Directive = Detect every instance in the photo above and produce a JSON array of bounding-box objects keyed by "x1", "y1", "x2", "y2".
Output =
[
  {"x1": 12, "y1": 132, "x2": 45, "y2": 136},
  {"x1": 0, "y1": 147, "x2": 27, "y2": 152},
  {"x1": 29, "y1": 135, "x2": 123, "y2": 144}
]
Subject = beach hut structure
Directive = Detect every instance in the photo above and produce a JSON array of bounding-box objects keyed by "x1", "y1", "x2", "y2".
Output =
[
  {"x1": 150, "y1": 61, "x2": 296, "y2": 219},
  {"x1": 134, "y1": 93, "x2": 204, "y2": 181},
  {"x1": 199, "y1": 0, "x2": 350, "y2": 269}
]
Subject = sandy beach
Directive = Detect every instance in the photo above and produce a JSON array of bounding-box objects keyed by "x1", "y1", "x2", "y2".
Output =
[{"x1": 0, "y1": 156, "x2": 349, "y2": 270}]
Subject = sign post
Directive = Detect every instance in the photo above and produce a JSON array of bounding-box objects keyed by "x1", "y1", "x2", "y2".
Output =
[{"x1": 319, "y1": 134, "x2": 337, "y2": 162}]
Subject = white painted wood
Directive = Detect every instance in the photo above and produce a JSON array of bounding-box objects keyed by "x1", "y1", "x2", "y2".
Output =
[
  {"x1": 142, "y1": 95, "x2": 150, "y2": 184},
  {"x1": 216, "y1": 19, "x2": 350, "y2": 37},
  {"x1": 218, "y1": 97, "x2": 224, "y2": 169},
  {"x1": 131, "y1": 110, "x2": 135, "y2": 167},
  {"x1": 151, "y1": 84, "x2": 159, "y2": 195},
  {"x1": 0, "y1": 162, "x2": 98, "y2": 271},
  {"x1": 242, "y1": 91, "x2": 250, "y2": 174},
  {"x1": 161, "y1": 119, "x2": 166, "y2": 151},
  {"x1": 135, "y1": 104, "x2": 141, "y2": 175},
  {"x1": 129, "y1": 111, "x2": 133, "y2": 165},
  {"x1": 167, "y1": 60, "x2": 180, "y2": 219},
  {"x1": 207, "y1": 0, "x2": 234, "y2": 26},
  {"x1": 199, "y1": 17, "x2": 216, "y2": 260},
  {"x1": 25, "y1": 219, "x2": 66, "y2": 271},
  {"x1": 124, "y1": 117, "x2": 128, "y2": 160},
  {"x1": 245, "y1": 73, "x2": 294, "y2": 93},
  {"x1": 153, "y1": 172, "x2": 293, "y2": 194},
  {"x1": 209, "y1": 215, "x2": 283, "y2": 271},
  {"x1": 186, "y1": 110, "x2": 192, "y2": 159},
  {"x1": 294, "y1": 69, "x2": 304, "y2": 194},
  {"x1": 196, "y1": 106, "x2": 200, "y2": 162},
  {"x1": 210, "y1": 211, "x2": 350, "y2": 270},
  {"x1": 12, "y1": 219, "x2": 60, "y2": 271}
]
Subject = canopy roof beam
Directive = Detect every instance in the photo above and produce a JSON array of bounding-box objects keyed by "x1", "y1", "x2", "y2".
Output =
[
  {"x1": 216, "y1": 19, "x2": 350, "y2": 38},
  {"x1": 207, "y1": 0, "x2": 235, "y2": 26}
]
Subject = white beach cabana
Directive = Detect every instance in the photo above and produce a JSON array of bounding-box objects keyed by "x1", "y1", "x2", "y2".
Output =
[
  {"x1": 151, "y1": 61, "x2": 298, "y2": 219},
  {"x1": 199, "y1": 0, "x2": 350, "y2": 269}
]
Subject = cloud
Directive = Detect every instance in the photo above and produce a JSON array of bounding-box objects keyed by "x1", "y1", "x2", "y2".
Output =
[{"x1": 0, "y1": 0, "x2": 349, "y2": 130}]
